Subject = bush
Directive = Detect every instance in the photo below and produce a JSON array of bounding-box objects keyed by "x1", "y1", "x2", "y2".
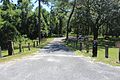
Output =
[{"x1": 0, "y1": 22, "x2": 19, "y2": 49}]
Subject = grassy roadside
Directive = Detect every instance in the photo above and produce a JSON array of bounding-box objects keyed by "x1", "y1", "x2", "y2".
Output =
[
  {"x1": 64, "y1": 41, "x2": 120, "y2": 66},
  {"x1": 75, "y1": 48, "x2": 120, "y2": 66},
  {"x1": 0, "y1": 38, "x2": 54, "y2": 63}
]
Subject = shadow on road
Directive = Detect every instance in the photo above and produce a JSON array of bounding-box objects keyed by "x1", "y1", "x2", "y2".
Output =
[
  {"x1": 43, "y1": 43, "x2": 70, "y2": 52},
  {"x1": 39, "y1": 38, "x2": 74, "y2": 55}
]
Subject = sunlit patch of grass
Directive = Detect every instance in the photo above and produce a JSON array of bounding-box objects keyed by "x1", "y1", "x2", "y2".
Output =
[
  {"x1": 96, "y1": 48, "x2": 120, "y2": 66},
  {"x1": 0, "y1": 38, "x2": 54, "y2": 63},
  {"x1": 75, "y1": 48, "x2": 120, "y2": 66},
  {"x1": 64, "y1": 39, "x2": 120, "y2": 66},
  {"x1": 0, "y1": 48, "x2": 38, "y2": 63},
  {"x1": 75, "y1": 50, "x2": 92, "y2": 57},
  {"x1": 39, "y1": 38, "x2": 54, "y2": 48}
]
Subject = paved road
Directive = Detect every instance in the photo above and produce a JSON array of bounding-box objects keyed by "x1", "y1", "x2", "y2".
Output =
[{"x1": 0, "y1": 37, "x2": 120, "y2": 80}]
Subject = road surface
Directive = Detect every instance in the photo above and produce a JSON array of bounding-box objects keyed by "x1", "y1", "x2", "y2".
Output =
[{"x1": 0, "y1": 37, "x2": 120, "y2": 80}]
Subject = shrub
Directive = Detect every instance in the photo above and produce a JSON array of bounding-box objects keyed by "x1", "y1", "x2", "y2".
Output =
[{"x1": 0, "y1": 22, "x2": 19, "y2": 49}]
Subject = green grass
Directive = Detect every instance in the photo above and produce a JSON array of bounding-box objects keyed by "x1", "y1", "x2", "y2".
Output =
[
  {"x1": 97, "y1": 48, "x2": 120, "y2": 66},
  {"x1": 75, "y1": 50, "x2": 92, "y2": 57},
  {"x1": 38, "y1": 38, "x2": 53, "y2": 48},
  {"x1": 0, "y1": 48, "x2": 38, "y2": 63},
  {"x1": 64, "y1": 38, "x2": 120, "y2": 66},
  {"x1": 75, "y1": 48, "x2": 120, "y2": 66},
  {"x1": 69, "y1": 33, "x2": 76, "y2": 37},
  {"x1": 0, "y1": 38, "x2": 54, "y2": 63}
]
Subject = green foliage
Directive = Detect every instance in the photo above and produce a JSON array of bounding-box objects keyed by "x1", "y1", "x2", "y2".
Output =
[
  {"x1": 0, "y1": 0, "x2": 120, "y2": 50},
  {"x1": 71, "y1": 0, "x2": 120, "y2": 37},
  {"x1": 0, "y1": 22, "x2": 19, "y2": 49}
]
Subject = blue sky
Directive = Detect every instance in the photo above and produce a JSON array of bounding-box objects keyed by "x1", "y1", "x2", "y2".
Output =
[{"x1": 1, "y1": 0, "x2": 51, "y2": 12}]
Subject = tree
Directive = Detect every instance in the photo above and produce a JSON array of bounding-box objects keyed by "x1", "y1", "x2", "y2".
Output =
[
  {"x1": 35, "y1": 0, "x2": 49, "y2": 44},
  {"x1": 0, "y1": 22, "x2": 18, "y2": 49},
  {"x1": 69, "y1": 0, "x2": 120, "y2": 57},
  {"x1": 66, "y1": 0, "x2": 76, "y2": 40},
  {"x1": 90, "y1": 0, "x2": 120, "y2": 57},
  {"x1": 38, "y1": 0, "x2": 41, "y2": 44},
  {"x1": 77, "y1": 0, "x2": 120, "y2": 57},
  {"x1": 48, "y1": 0, "x2": 69, "y2": 37},
  {"x1": 17, "y1": 0, "x2": 32, "y2": 35},
  {"x1": 0, "y1": 0, "x2": 20, "y2": 49}
]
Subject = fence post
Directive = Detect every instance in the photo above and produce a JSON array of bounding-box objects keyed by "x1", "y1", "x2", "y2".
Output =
[
  {"x1": 105, "y1": 45, "x2": 109, "y2": 58},
  {"x1": 86, "y1": 42, "x2": 89, "y2": 53},
  {"x1": 76, "y1": 39, "x2": 78, "y2": 49},
  {"x1": 119, "y1": 48, "x2": 120, "y2": 63},
  {"x1": 80, "y1": 41, "x2": 82, "y2": 51},
  {"x1": 33, "y1": 41, "x2": 35, "y2": 47},
  {"x1": 115, "y1": 42, "x2": 120, "y2": 63},
  {"x1": 36, "y1": 41, "x2": 39, "y2": 46},
  {"x1": 28, "y1": 43, "x2": 30, "y2": 51},
  {"x1": 8, "y1": 40, "x2": 14, "y2": 55},
  {"x1": 86, "y1": 37, "x2": 89, "y2": 53},
  {"x1": 19, "y1": 42, "x2": 22, "y2": 53},
  {"x1": 12, "y1": 42, "x2": 14, "y2": 55},
  {"x1": 92, "y1": 40, "x2": 98, "y2": 57},
  {"x1": 105, "y1": 40, "x2": 109, "y2": 58},
  {"x1": 0, "y1": 46, "x2": 2, "y2": 58}
]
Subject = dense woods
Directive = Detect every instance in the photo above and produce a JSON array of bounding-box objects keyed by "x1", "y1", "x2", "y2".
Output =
[{"x1": 0, "y1": 0, "x2": 120, "y2": 57}]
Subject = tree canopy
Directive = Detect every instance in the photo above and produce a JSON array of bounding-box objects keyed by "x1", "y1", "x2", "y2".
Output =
[{"x1": 0, "y1": 0, "x2": 120, "y2": 52}]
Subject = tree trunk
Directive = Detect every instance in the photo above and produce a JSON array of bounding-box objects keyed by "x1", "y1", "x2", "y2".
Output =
[
  {"x1": 59, "y1": 17, "x2": 63, "y2": 37},
  {"x1": 92, "y1": 27, "x2": 98, "y2": 57},
  {"x1": 38, "y1": 0, "x2": 41, "y2": 44},
  {"x1": 66, "y1": 0, "x2": 76, "y2": 40}
]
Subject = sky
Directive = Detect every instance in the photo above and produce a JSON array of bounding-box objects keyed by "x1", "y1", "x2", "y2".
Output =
[
  {"x1": 1, "y1": 0, "x2": 51, "y2": 12},
  {"x1": 31, "y1": 0, "x2": 51, "y2": 12}
]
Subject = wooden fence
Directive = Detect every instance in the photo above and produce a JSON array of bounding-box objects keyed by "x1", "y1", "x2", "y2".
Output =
[
  {"x1": 67, "y1": 37, "x2": 120, "y2": 63},
  {"x1": 0, "y1": 40, "x2": 39, "y2": 58}
]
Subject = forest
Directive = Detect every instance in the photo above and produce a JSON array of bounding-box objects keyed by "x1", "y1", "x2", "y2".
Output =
[{"x1": 0, "y1": 0, "x2": 120, "y2": 57}]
